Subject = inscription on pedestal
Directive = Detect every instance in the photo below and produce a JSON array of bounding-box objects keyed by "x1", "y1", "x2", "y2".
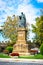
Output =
[{"x1": 19, "y1": 33, "x2": 23, "y2": 36}]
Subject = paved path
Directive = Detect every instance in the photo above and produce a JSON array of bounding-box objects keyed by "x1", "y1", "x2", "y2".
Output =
[
  {"x1": 0, "y1": 62, "x2": 43, "y2": 65},
  {"x1": 0, "y1": 58, "x2": 43, "y2": 65}
]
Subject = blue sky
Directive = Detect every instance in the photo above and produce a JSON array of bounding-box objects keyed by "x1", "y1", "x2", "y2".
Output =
[{"x1": 0, "y1": 0, "x2": 43, "y2": 42}]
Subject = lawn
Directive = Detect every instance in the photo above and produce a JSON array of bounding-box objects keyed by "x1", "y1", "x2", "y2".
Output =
[
  {"x1": 19, "y1": 54, "x2": 43, "y2": 59},
  {"x1": 0, "y1": 53, "x2": 11, "y2": 58},
  {"x1": 0, "y1": 53, "x2": 43, "y2": 59}
]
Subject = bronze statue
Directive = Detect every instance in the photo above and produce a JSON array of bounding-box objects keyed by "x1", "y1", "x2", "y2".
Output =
[{"x1": 18, "y1": 12, "x2": 26, "y2": 28}]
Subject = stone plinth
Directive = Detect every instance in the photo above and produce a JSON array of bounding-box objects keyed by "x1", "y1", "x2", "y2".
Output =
[{"x1": 13, "y1": 28, "x2": 29, "y2": 55}]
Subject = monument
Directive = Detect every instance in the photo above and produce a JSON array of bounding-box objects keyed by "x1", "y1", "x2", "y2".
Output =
[{"x1": 13, "y1": 12, "x2": 29, "y2": 56}]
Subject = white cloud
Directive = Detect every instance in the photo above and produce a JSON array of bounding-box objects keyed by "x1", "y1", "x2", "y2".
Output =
[
  {"x1": 0, "y1": 0, "x2": 39, "y2": 25},
  {"x1": 0, "y1": 0, "x2": 16, "y2": 23},
  {"x1": 15, "y1": 2, "x2": 39, "y2": 40},
  {"x1": 16, "y1": 3, "x2": 39, "y2": 25},
  {"x1": 0, "y1": 0, "x2": 39, "y2": 28},
  {"x1": 0, "y1": 0, "x2": 40, "y2": 25},
  {"x1": 0, "y1": 0, "x2": 40, "y2": 41},
  {"x1": 37, "y1": 0, "x2": 43, "y2": 2}
]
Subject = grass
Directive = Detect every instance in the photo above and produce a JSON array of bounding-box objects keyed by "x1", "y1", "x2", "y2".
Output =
[
  {"x1": 0, "y1": 53, "x2": 43, "y2": 59},
  {"x1": 19, "y1": 54, "x2": 43, "y2": 59},
  {"x1": 0, "y1": 53, "x2": 11, "y2": 58}
]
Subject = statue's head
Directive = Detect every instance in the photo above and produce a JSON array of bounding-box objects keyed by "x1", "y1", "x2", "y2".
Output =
[{"x1": 21, "y1": 12, "x2": 23, "y2": 15}]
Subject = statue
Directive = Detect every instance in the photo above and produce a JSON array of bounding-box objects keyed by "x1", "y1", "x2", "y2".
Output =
[
  {"x1": 18, "y1": 12, "x2": 26, "y2": 28},
  {"x1": 13, "y1": 13, "x2": 29, "y2": 55}
]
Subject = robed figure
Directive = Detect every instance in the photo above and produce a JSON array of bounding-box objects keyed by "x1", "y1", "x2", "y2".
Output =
[{"x1": 18, "y1": 12, "x2": 26, "y2": 28}]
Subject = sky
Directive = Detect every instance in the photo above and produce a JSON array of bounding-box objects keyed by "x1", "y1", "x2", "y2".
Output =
[{"x1": 0, "y1": 0, "x2": 43, "y2": 42}]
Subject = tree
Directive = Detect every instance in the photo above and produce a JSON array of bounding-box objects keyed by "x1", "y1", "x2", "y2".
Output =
[
  {"x1": 2, "y1": 15, "x2": 19, "y2": 44},
  {"x1": 5, "y1": 46, "x2": 13, "y2": 53},
  {"x1": 40, "y1": 43, "x2": 43, "y2": 55},
  {"x1": 32, "y1": 15, "x2": 43, "y2": 45}
]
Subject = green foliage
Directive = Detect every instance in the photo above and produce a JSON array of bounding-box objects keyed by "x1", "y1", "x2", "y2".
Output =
[
  {"x1": 6, "y1": 46, "x2": 13, "y2": 53},
  {"x1": 32, "y1": 15, "x2": 43, "y2": 45},
  {"x1": 34, "y1": 54, "x2": 43, "y2": 59},
  {"x1": 40, "y1": 43, "x2": 43, "y2": 55},
  {"x1": 2, "y1": 15, "x2": 19, "y2": 43},
  {"x1": 0, "y1": 53, "x2": 10, "y2": 58},
  {"x1": 19, "y1": 54, "x2": 43, "y2": 59}
]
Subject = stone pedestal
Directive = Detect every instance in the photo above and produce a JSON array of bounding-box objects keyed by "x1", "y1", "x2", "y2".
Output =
[{"x1": 13, "y1": 28, "x2": 29, "y2": 55}]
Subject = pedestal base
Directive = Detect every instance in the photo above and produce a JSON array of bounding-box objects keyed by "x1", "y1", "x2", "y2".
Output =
[
  {"x1": 13, "y1": 43, "x2": 28, "y2": 53},
  {"x1": 13, "y1": 28, "x2": 29, "y2": 56}
]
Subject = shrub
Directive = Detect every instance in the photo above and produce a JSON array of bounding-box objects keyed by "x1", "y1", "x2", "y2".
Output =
[
  {"x1": 6, "y1": 46, "x2": 13, "y2": 53},
  {"x1": 10, "y1": 53, "x2": 19, "y2": 56},
  {"x1": 3, "y1": 50, "x2": 9, "y2": 54},
  {"x1": 40, "y1": 43, "x2": 43, "y2": 55}
]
